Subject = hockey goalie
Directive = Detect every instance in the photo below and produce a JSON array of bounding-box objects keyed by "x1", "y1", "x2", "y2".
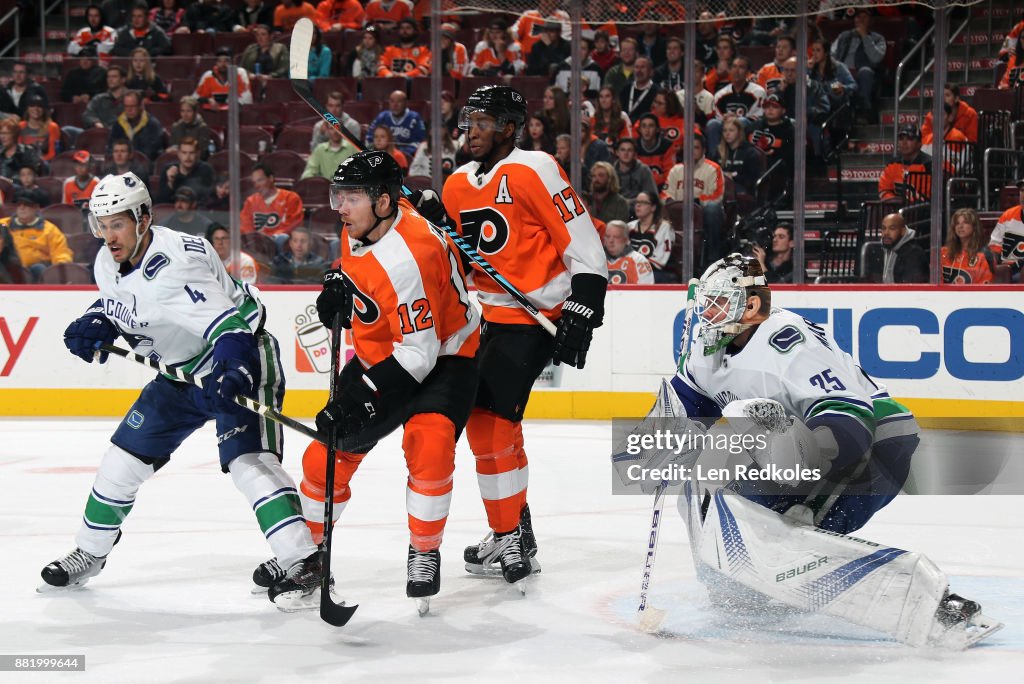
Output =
[{"x1": 620, "y1": 253, "x2": 1002, "y2": 649}]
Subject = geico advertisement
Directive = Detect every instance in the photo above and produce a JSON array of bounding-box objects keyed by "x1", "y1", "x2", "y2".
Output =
[{"x1": 0, "y1": 288, "x2": 1021, "y2": 405}]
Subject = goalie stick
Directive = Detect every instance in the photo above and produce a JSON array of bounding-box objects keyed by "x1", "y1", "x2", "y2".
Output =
[{"x1": 288, "y1": 18, "x2": 556, "y2": 336}]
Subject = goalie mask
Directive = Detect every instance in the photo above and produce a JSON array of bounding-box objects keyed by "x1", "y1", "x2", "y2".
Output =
[{"x1": 696, "y1": 253, "x2": 767, "y2": 353}]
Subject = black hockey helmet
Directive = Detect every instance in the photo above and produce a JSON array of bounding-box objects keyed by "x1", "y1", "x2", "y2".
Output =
[
  {"x1": 330, "y1": 150, "x2": 404, "y2": 211},
  {"x1": 459, "y1": 85, "x2": 528, "y2": 140}
]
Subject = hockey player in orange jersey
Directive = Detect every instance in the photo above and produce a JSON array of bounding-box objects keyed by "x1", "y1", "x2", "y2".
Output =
[
  {"x1": 414, "y1": 85, "x2": 608, "y2": 587},
  {"x1": 265, "y1": 151, "x2": 480, "y2": 615}
]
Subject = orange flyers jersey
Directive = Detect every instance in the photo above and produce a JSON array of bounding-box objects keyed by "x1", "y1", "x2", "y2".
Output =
[
  {"x1": 62, "y1": 176, "x2": 98, "y2": 208},
  {"x1": 941, "y1": 247, "x2": 993, "y2": 284},
  {"x1": 365, "y1": 0, "x2": 412, "y2": 26},
  {"x1": 442, "y1": 147, "x2": 608, "y2": 326},
  {"x1": 607, "y1": 250, "x2": 654, "y2": 285},
  {"x1": 340, "y1": 197, "x2": 480, "y2": 380},
  {"x1": 513, "y1": 10, "x2": 570, "y2": 55},
  {"x1": 756, "y1": 62, "x2": 784, "y2": 92},
  {"x1": 989, "y1": 205, "x2": 1024, "y2": 264},
  {"x1": 378, "y1": 45, "x2": 432, "y2": 77},
  {"x1": 240, "y1": 189, "x2": 305, "y2": 236}
]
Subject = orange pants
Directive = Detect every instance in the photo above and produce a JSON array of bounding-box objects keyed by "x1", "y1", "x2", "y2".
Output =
[
  {"x1": 465, "y1": 408, "x2": 528, "y2": 534},
  {"x1": 299, "y1": 412, "x2": 456, "y2": 551}
]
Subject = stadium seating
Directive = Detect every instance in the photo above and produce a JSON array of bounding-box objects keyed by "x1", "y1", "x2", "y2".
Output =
[
  {"x1": 275, "y1": 126, "x2": 315, "y2": 154},
  {"x1": 42, "y1": 203, "x2": 87, "y2": 234},
  {"x1": 293, "y1": 176, "x2": 331, "y2": 210},
  {"x1": 38, "y1": 263, "x2": 93, "y2": 284},
  {"x1": 259, "y1": 150, "x2": 307, "y2": 184}
]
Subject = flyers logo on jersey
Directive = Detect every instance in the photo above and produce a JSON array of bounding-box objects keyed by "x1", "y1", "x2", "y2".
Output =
[
  {"x1": 608, "y1": 268, "x2": 628, "y2": 284},
  {"x1": 253, "y1": 212, "x2": 282, "y2": 230},
  {"x1": 459, "y1": 207, "x2": 510, "y2": 256},
  {"x1": 346, "y1": 275, "x2": 381, "y2": 325}
]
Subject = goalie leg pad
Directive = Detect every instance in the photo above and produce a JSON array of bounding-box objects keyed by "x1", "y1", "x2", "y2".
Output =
[
  {"x1": 230, "y1": 452, "x2": 316, "y2": 569},
  {"x1": 75, "y1": 445, "x2": 158, "y2": 557}
]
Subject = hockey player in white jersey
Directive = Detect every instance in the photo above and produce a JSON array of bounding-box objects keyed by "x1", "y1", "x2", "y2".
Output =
[
  {"x1": 40, "y1": 173, "x2": 322, "y2": 602},
  {"x1": 647, "y1": 253, "x2": 1001, "y2": 648}
]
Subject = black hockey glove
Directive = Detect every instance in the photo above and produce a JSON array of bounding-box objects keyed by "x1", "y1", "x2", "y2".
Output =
[
  {"x1": 552, "y1": 273, "x2": 607, "y2": 369},
  {"x1": 316, "y1": 356, "x2": 419, "y2": 437},
  {"x1": 316, "y1": 269, "x2": 353, "y2": 329},
  {"x1": 407, "y1": 188, "x2": 451, "y2": 228}
]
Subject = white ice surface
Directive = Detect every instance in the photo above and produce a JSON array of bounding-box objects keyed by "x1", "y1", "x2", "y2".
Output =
[{"x1": 1, "y1": 419, "x2": 1022, "y2": 684}]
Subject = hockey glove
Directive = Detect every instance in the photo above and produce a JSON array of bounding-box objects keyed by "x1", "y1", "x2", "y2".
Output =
[
  {"x1": 407, "y1": 188, "x2": 451, "y2": 228},
  {"x1": 64, "y1": 313, "x2": 119, "y2": 363},
  {"x1": 316, "y1": 356, "x2": 418, "y2": 437},
  {"x1": 552, "y1": 273, "x2": 608, "y2": 369},
  {"x1": 203, "y1": 332, "x2": 257, "y2": 415},
  {"x1": 316, "y1": 269, "x2": 353, "y2": 329}
]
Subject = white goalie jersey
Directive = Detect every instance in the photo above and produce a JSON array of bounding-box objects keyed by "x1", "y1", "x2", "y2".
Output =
[{"x1": 91, "y1": 226, "x2": 264, "y2": 375}]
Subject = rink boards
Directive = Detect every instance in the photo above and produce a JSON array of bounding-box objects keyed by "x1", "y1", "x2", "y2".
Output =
[{"x1": 0, "y1": 284, "x2": 1021, "y2": 427}]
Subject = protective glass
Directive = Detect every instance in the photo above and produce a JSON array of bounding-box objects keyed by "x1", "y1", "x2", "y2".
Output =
[
  {"x1": 458, "y1": 107, "x2": 501, "y2": 132},
  {"x1": 329, "y1": 185, "x2": 369, "y2": 211}
]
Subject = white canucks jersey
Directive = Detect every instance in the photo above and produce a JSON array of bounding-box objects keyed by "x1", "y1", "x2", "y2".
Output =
[
  {"x1": 91, "y1": 226, "x2": 264, "y2": 376},
  {"x1": 676, "y1": 308, "x2": 913, "y2": 445}
]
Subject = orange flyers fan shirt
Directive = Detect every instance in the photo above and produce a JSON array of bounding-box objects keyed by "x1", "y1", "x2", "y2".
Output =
[
  {"x1": 442, "y1": 148, "x2": 607, "y2": 326},
  {"x1": 607, "y1": 252, "x2": 654, "y2": 284},
  {"x1": 240, "y1": 189, "x2": 304, "y2": 236},
  {"x1": 941, "y1": 248, "x2": 993, "y2": 284},
  {"x1": 341, "y1": 197, "x2": 479, "y2": 380}
]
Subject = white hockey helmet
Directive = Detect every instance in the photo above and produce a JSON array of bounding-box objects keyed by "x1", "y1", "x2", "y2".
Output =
[
  {"x1": 696, "y1": 253, "x2": 768, "y2": 352},
  {"x1": 87, "y1": 172, "x2": 152, "y2": 238}
]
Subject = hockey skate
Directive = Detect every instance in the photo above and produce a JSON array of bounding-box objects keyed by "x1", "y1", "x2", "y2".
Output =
[
  {"x1": 38, "y1": 548, "x2": 108, "y2": 592},
  {"x1": 927, "y1": 590, "x2": 1003, "y2": 649},
  {"x1": 267, "y1": 552, "x2": 340, "y2": 612},
  {"x1": 492, "y1": 526, "x2": 532, "y2": 592},
  {"x1": 464, "y1": 506, "x2": 541, "y2": 578},
  {"x1": 251, "y1": 557, "x2": 286, "y2": 594},
  {"x1": 406, "y1": 546, "x2": 440, "y2": 617}
]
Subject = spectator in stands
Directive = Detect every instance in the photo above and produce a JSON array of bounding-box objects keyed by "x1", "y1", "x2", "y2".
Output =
[
  {"x1": 349, "y1": 26, "x2": 384, "y2": 78},
  {"x1": 695, "y1": 10, "x2": 719, "y2": 67},
  {"x1": 469, "y1": 19, "x2": 523, "y2": 79},
  {"x1": 302, "y1": 122, "x2": 358, "y2": 180},
  {"x1": 879, "y1": 124, "x2": 934, "y2": 202},
  {"x1": 589, "y1": 30, "x2": 617, "y2": 79},
  {"x1": 604, "y1": 219, "x2": 655, "y2": 284},
  {"x1": 232, "y1": 0, "x2": 274, "y2": 32},
  {"x1": 0, "y1": 188, "x2": 74, "y2": 282},
  {"x1": 526, "y1": 20, "x2": 570, "y2": 80},
  {"x1": 749, "y1": 94, "x2": 796, "y2": 181},
  {"x1": 705, "y1": 34, "x2": 737, "y2": 94},
  {"x1": 706, "y1": 56, "x2": 766, "y2": 161},
  {"x1": 646, "y1": 88, "x2": 686, "y2": 150},
  {"x1": 0, "y1": 119, "x2": 42, "y2": 181},
  {"x1": 126, "y1": 48, "x2": 170, "y2": 102},
  {"x1": 719, "y1": 114, "x2": 763, "y2": 196},
  {"x1": 271, "y1": 227, "x2": 329, "y2": 284},
  {"x1": 83, "y1": 65, "x2": 127, "y2": 129},
  {"x1": 101, "y1": 139, "x2": 150, "y2": 180},
  {"x1": 518, "y1": 112, "x2": 556, "y2": 154},
  {"x1": 831, "y1": 8, "x2": 886, "y2": 119},
  {"x1": 107, "y1": 90, "x2": 164, "y2": 160},
  {"x1": 752, "y1": 223, "x2": 795, "y2": 284},
  {"x1": 438, "y1": 23, "x2": 468, "y2": 80},
  {"x1": 511, "y1": 0, "x2": 569, "y2": 56},
  {"x1": 408, "y1": 133, "x2": 457, "y2": 180},
  {"x1": 183, "y1": 0, "x2": 234, "y2": 34},
  {"x1": 195, "y1": 46, "x2": 254, "y2": 108},
  {"x1": 240, "y1": 24, "x2": 290, "y2": 81},
  {"x1": 167, "y1": 96, "x2": 211, "y2": 158},
  {"x1": 777, "y1": 56, "x2": 830, "y2": 160},
  {"x1": 366, "y1": 90, "x2": 425, "y2": 158},
  {"x1": 240, "y1": 163, "x2": 305, "y2": 245},
  {"x1": 554, "y1": 134, "x2": 572, "y2": 175},
  {"x1": 69, "y1": 4, "x2": 116, "y2": 56},
  {"x1": 626, "y1": 191, "x2": 674, "y2": 281},
  {"x1": 592, "y1": 86, "x2": 632, "y2": 147},
  {"x1": 149, "y1": 0, "x2": 185, "y2": 35},
  {"x1": 987, "y1": 179, "x2": 1024, "y2": 273},
  {"x1": 863, "y1": 212, "x2": 929, "y2": 284},
  {"x1": 100, "y1": 0, "x2": 135, "y2": 29},
  {"x1": 689, "y1": 59, "x2": 715, "y2": 126},
  {"x1": 164, "y1": 186, "x2": 214, "y2": 237},
  {"x1": 941, "y1": 208, "x2": 993, "y2": 284},
  {"x1": 61, "y1": 45, "x2": 108, "y2": 105},
  {"x1": 305, "y1": 24, "x2": 333, "y2": 80},
  {"x1": 921, "y1": 84, "x2": 979, "y2": 145},
  {"x1": 756, "y1": 35, "x2": 795, "y2": 93},
  {"x1": 364, "y1": 0, "x2": 412, "y2": 31},
  {"x1": 585, "y1": 161, "x2": 630, "y2": 224},
  {"x1": 315, "y1": 0, "x2": 365, "y2": 32},
  {"x1": 579, "y1": 118, "x2": 611, "y2": 187},
  {"x1": 62, "y1": 150, "x2": 99, "y2": 209},
  {"x1": 15, "y1": 165, "x2": 44, "y2": 197},
  {"x1": 619, "y1": 57, "x2": 657, "y2": 122},
  {"x1": 438, "y1": 90, "x2": 459, "y2": 139},
  {"x1": 206, "y1": 223, "x2": 257, "y2": 284},
  {"x1": 0, "y1": 220, "x2": 26, "y2": 284},
  {"x1": 664, "y1": 135, "x2": 726, "y2": 266},
  {"x1": 809, "y1": 37, "x2": 858, "y2": 116},
  {"x1": 4, "y1": 62, "x2": 48, "y2": 118},
  {"x1": 273, "y1": 0, "x2": 317, "y2": 32},
  {"x1": 111, "y1": 3, "x2": 172, "y2": 57},
  {"x1": 654, "y1": 37, "x2": 685, "y2": 93},
  {"x1": 370, "y1": 124, "x2": 409, "y2": 171},
  {"x1": 614, "y1": 137, "x2": 658, "y2": 204},
  {"x1": 310, "y1": 91, "x2": 361, "y2": 149},
  {"x1": 377, "y1": 18, "x2": 431, "y2": 78},
  {"x1": 634, "y1": 114, "x2": 674, "y2": 192},
  {"x1": 18, "y1": 96, "x2": 61, "y2": 162},
  {"x1": 156, "y1": 136, "x2": 215, "y2": 204},
  {"x1": 540, "y1": 86, "x2": 571, "y2": 137},
  {"x1": 204, "y1": 174, "x2": 231, "y2": 215},
  {"x1": 997, "y1": 14, "x2": 1024, "y2": 89},
  {"x1": 603, "y1": 37, "x2": 638, "y2": 100}
]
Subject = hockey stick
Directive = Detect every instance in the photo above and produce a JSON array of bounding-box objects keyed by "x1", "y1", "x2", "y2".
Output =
[
  {"x1": 101, "y1": 344, "x2": 326, "y2": 444},
  {"x1": 636, "y1": 278, "x2": 699, "y2": 634},
  {"x1": 288, "y1": 18, "x2": 557, "y2": 336},
  {"x1": 318, "y1": 315, "x2": 359, "y2": 626}
]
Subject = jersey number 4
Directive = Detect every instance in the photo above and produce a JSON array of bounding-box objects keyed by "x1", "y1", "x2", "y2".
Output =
[{"x1": 397, "y1": 299, "x2": 433, "y2": 334}]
